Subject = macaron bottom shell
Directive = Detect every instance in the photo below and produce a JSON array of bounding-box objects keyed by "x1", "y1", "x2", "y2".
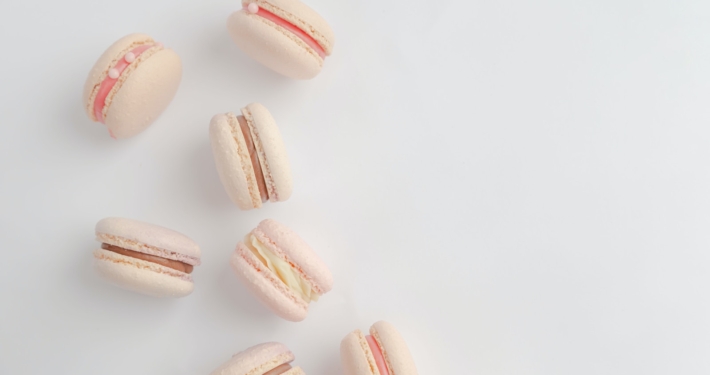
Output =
[
  {"x1": 103, "y1": 48, "x2": 182, "y2": 139},
  {"x1": 227, "y1": 11, "x2": 323, "y2": 79},
  {"x1": 340, "y1": 321, "x2": 419, "y2": 375},
  {"x1": 93, "y1": 249, "x2": 194, "y2": 297}
]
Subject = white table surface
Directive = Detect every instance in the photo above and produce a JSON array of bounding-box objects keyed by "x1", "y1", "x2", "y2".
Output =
[{"x1": 2, "y1": 0, "x2": 710, "y2": 373}]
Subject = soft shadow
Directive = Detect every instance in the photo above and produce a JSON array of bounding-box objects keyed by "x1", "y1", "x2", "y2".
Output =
[
  {"x1": 183, "y1": 137, "x2": 235, "y2": 209},
  {"x1": 211, "y1": 263, "x2": 279, "y2": 324},
  {"x1": 316, "y1": 355, "x2": 344, "y2": 375}
]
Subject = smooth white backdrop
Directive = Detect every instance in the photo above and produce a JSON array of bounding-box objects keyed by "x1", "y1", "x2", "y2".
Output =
[{"x1": 2, "y1": 0, "x2": 710, "y2": 373}]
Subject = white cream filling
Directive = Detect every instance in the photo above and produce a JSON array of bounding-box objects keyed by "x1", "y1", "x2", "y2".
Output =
[{"x1": 245, "y1": 233, "x2": 320, "y2": 303}]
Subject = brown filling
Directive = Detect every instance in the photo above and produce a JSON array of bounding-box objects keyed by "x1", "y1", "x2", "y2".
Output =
[
  {"x1": 101, "y1": 243, "x2": 193, "y2": 274},
  {"x1": 262, "y1": 363, "x2": 292, "y2": 375},
  {"x1": 238, "y1": 115, "x2": 269, "y2": 203}
]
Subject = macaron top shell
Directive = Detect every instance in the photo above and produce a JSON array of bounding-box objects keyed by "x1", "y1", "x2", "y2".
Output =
[
  {"x1": 95, "y1": 217, "x2": 201, "y2": 265},
  {"x1": 210, "y1": 342, "x2": 304, "y2": 375},
  {"x1": 227, "y1": 0, "x2": 334, "y2": 79},
  {"x1": 370, "y1": 321, "x2": 418, "y2": 375},
  {"x1": 243, "y1": 103, "x2": 293, "y2": 203}
]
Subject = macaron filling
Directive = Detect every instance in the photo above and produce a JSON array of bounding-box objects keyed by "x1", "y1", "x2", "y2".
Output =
[
  {"x1": 92, "y1": 43, "x2": 157, "y2": 123},
  {"x1": 262, "y1": 363, "x2": 292, "y2": 375},
  {"x1": 243, "y1": 2, "x2": 327, "y2": 59},
  {"x1": 238, "y1": 115, "x2": 269, "y2": 202},
  {"x1": 366, "y1": 335, "x2": 390, "y2": 375},
  {"x1": 101, "y1": 243, "x2": 193, "y2": 274},
  {"x1": 244, "y1": 233, "x2": 320, "y2": 303}
]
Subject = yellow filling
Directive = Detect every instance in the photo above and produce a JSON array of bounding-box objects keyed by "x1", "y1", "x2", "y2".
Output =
[{"x1": 245, "y1": 233, "x2": 320, "y2": 303}]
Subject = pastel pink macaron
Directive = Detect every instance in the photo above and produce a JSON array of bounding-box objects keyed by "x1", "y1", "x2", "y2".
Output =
[
  {"x1": 93, "y1": 217, "x2": 201, "y2": 297},
  {"x1": 227, "y1": 0, "x2": 335, "y2": 79},
  {"x1": 83, "y1": 33, "x2": 182, "y2": 139},
  {"x1": 210, "y1": 342, "x2": 305, "y2": 375},
  {"x1": 209, "y1": 103, "x2": 293, "y2": 210},
  {"x1": 341, "y1": 321, "x2": 419, "y2": 375},
  {"x1": 230, "y1": 219, "x2": 333, "y2": 321}
]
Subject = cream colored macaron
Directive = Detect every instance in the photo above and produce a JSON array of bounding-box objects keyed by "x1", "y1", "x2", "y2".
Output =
[
  {"x1": 82, "y1": 33, "x2": 182, "y2": 139},
  {"x1": 231, "y1": 219, "x2": 333, "y2": 321},
  {"x1": 93, "y1": 217, "x2": 201, "y2": 297},
  {"x1": 227, "y1": 0, "x2": 335, "y2": 79},
  {"x1": 341, "y1": 321, "x2": 419, "y2": 375},
  {"x1": 209, "y1": 103, "x2": 293, "y2": 210}
]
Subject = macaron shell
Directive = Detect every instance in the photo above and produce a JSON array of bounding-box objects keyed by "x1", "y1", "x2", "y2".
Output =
[
  {"x1": 243, "y1": 103, "x2": 292, "y2": 202},
  {"x1": 227, "y1": 11, "x2": 322, "y2": 79},
  {"x1": 210, "y1": 342, "x2": 294, "y2": 375},
  {"x1": 209, "y1": 113, "x2": 261, "y2": 210},
  {"x1": 340, "y1": 330, "x2": 380, "y2": 375},
  {"x1": 371, "y1": 321, "x2": 418, "y2": 375},
  {"x1": 83, "y1": 33, "x2": 154, "y2": 119},
  {"x1": 281, "y1": 368, "x2": 305, "y2": 375},
  {"x1": 103, "y1": 48, "x2": 182, "y2": 138},
  {"x1": 93, "y1": 249, "x2": 194, "y2": 297},
  {"x1": 231, "y1": 244, "x2": 308, "y2": 321},
  {"x1": 255, "y1": 219, "x2": 332, "y2": 293},
  {"x1": 245, "y1": 0, "x2": 335, "y2": 54},
  {"x1": 95, "y1": 217, "x2": 201, "y2": 261}
]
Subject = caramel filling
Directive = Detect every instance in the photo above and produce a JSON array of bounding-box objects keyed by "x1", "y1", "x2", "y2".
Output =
[
  {"x1": 238, "y1": 115, "x2": 269, "y2": 202},
  {"x1": 101, "y1": 243, "x2": 193, "y2": 274},
  {"x1": 263, "y1": 363, "x2": 292, "y2": 375}
]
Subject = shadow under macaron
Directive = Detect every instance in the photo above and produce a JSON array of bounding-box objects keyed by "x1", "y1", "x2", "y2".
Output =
[
  {"x1": 211, "y1": 262, "x2": 281, "y2": 324},
  {"x1": 183, "y1": 137, "x2": 235, "y2": 210}
]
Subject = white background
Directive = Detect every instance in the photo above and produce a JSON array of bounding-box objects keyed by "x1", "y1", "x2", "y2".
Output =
[{"x1": 1, "y1": 0, "x2": 710, "y2": 373}]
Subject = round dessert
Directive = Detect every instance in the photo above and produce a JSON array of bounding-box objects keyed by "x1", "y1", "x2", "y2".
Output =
[
  {"x1": 209, "y1": 103, "x2": 292, "y2": 210},
  {"x1": 82, "y1": 33, "x2": 182, "y2": 139},
  {"x1": 92, "y1": 217, "x2": 201, "y2": 297},
  {"x1": 230, "y1": 219, "x2": 333, "y2": 321},
  {"x1": 227, "y1": 0, "x2": 335, "y2": 79},
  {"x1": 210, "y1": 342, "x2": 305, "y2": 375},
  {"x1": 341, "y1": 321, "x2": 419, "y2": 375}
]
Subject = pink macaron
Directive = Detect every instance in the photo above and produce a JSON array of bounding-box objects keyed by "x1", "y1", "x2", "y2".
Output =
[
  {"x1": 210, "y1": 342, "x2": 305, "y2": 375},
  {"x1": 227, "y1": 0, "x2": 335, "y2": 79},
  {"x1": 93, "y1": 217, "x2": 201, "y2": 297},
  {"x1": 82, "y1": 33, "x2": 182, "y2": 139},
  {"x1": 209, "y1": 103, "x2": 293, "y2": 210},
  {"x1": 230, "y1": 219, "x2": 333, "y2": 321},
  {"x1": 341, "y1": 321, "x2": 419, "y2": 375}
]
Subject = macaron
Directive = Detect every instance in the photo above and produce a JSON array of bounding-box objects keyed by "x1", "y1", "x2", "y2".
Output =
[
  {"x1": 93, "y1": 217, "x2": 201, "y2": 297},
  {"x1": 230, "y1": 219, "x2": 332, "y2": 321},
  {"x1": 227, "y1": 0, "x2": 335, "y2": 79},
  {"x1": 210, "y1": 342, "x2": 305, "y2": 375},
  {"x1": 209, "y1": 103, "x2": 292, "y2": 210},
  {"x1": 82, "y1": 33, "x2": 182, "y2": 139},
  {"x1": 341, "y1": 321, "x2": 419, "y2": 375}
]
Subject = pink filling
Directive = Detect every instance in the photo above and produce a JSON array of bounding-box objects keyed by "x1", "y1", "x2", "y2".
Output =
[
  {"x1": 366, "y1": 335, "x2": 389, "y2": 375},
  {"x1": 244, "y1": 4, "x2": 327, "y2": 59},
  {"x1": 93, "y1": 44, "x2": 155, "y2": 123}
]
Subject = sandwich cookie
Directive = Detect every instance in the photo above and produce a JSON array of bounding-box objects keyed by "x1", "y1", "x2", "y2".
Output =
[
  {"x1": 230, "y1": 219, "x2": 332, "y2": 321},
  {"x1": 93, "y1": 217, "x2": 201, "y2": 297},
  {"x1": 210, "y1": 342, "x2": 305, "y2": 375},
  {"x1": 83, "y1": 33, "x2": 182, "y2": 139},
  {"x1": 341, "y1": 321, "x2": 419, "y2": 375},
  {"x1": 209, "y1": 103, "x2": 292, "y2": 210},
  {"x1": 227, "y1": 0, "x2": 335, "y2": 79}
]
